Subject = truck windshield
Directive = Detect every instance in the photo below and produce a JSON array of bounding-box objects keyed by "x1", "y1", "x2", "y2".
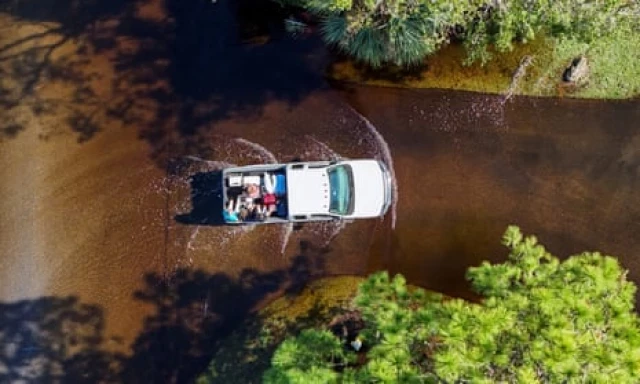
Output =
[{"x1": 328, "y1": 165, "x2": 353, "y2": 215}]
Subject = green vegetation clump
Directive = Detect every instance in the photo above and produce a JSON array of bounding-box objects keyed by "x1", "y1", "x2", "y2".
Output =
[
  {"x1": 329, "y1": 30, "x2": 640, "y2": 99},
  {"x1": 283, "y1": 0, "x2": 640, "y2": 98},
  {"x1": 264, "y1": 226, "x2": 640, "y2": 383},
  {"x1": 461, "y1": 0, "x2": 638, "y2": 66},
  {"x1": 281, "y1": 0, "x2": 482, "y2": 67},
  {"x1": 282, "y1": 0, "x2": 639, "y2": 68},
  {"x1": 553, "y1": 27, "x2": 640, "y2": 98},
  {"x1": 196, "y1": 276, "x2": 364, "y2": 384}
]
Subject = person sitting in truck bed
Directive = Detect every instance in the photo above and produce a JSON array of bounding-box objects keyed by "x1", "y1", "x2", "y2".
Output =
[
  {"x1": 261, "y1": 172, "x2": 286, "y2": 218},
  {"x1": 244, "y1": 204, "x2": 267, "y2": 222},
  {"x1": 244, "y1": 183, "x2": 261, "y2": 199},
  {"x1": 223, "y1": 198, "x2": 241, "y2": 222},
  {"x1": 260, "y1": 172, "x2": 279, "y2": 210}
]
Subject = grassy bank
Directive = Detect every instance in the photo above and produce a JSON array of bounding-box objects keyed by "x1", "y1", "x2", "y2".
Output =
[
  {"x1": 196, "y1": 276, "x2": 364, "y2": 384},
  {"x1": 328, "y1": 31, "x2": 640, "y2": 99}
]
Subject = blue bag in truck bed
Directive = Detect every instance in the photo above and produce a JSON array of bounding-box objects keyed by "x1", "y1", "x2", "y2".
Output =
[{"x1": 274, "y1": 174, "x2": 286, "y2": 195}]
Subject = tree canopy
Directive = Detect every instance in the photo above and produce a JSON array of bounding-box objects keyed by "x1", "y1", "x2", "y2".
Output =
[
  {"x1": 264, "y1": 226, "x2": 640, "y2": 383},
  {"x1": 280, "y1": 0, "x2": 640, "y2": 67},
  {"x1": 463, "y1": 0, "x2": 640, "y2": 65}
]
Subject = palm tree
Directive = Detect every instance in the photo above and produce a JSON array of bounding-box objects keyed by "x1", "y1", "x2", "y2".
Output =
[{"x1": 318, "y1": 0, "x2": 469, "y2": 68}]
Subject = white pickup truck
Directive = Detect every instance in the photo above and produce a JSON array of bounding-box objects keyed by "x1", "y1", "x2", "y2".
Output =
[{"x1": 221, "y1": 159, "x2": 393, "y2": 224}]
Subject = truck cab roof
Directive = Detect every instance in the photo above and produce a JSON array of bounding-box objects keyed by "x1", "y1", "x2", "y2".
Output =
[{"x1": 286, "y1": 159, "x2": 391, "y2": 219}]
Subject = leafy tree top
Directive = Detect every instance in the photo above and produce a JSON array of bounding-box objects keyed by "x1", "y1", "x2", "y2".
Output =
[
  {"x1": 279, "y1": 0, "x2": 640, "y2": 67},
  {"x1": 463, "y1": 0, "x2": 640, "y2": 64},
  {"x1": 263, "y1": 226, "x2": 640, "y2": 383},
  {"x1": 435, "y1": 225, "x2": 640, "y2": 383}
]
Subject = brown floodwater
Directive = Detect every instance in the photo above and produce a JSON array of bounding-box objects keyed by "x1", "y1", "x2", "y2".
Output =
[
  {"x1": 1, "y1": 0, "x2": 639, "y2": 382},
  {"x1": 339, "y1": 85, "x2": 640, "y2": 298}
]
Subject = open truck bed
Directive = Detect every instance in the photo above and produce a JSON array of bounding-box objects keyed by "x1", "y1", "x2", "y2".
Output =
[{"x1": 221, "y1": 163, "x2": 290, "y2": 224}]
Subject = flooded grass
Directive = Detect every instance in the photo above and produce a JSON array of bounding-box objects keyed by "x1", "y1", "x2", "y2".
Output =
[
  {"x1": 196, "y1": 276, "x2": 363, "y2": 384},
  {"x1": 328, "y1": 32, "x2": 640, "y2": 100},
  {"x1": 196, "y1": 275, "x2": 447, "y2": 384}
]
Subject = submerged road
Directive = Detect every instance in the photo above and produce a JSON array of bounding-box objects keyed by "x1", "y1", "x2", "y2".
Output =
[
  {"x1": 341, "y1": 86, "x2": 640, "y2": 296},
  {"x1": 1, "y1": 0, "x2": 639, "y2": 381}
]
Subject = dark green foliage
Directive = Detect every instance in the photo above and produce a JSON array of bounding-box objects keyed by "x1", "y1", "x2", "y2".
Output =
[
  {"x1": 280, "y1": 0, "x2": 475, "y2": 67},
  {"x1": 263, "y1": 329, "x2": 352, "y2": 383},
  {"x1": 280, "y1": 0, "x2": 640, "y2": 68},
  {"x1": 264, "y1": 226, "x2": 640, "y2": 383},
  {"x1": 463, "y1": 0, "x2": 640, "y2": 65},
  {"x1": 316, "y1": 0, "x2": 471, "y2": 68}
]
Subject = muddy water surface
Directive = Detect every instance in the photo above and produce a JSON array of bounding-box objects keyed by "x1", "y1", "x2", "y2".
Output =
[
  {"x1": 340, "y1": 86, "x2": 640, "y2": 297},
  {"x1": 1, "y1": 0, "x2": 639, "y2": 382}
]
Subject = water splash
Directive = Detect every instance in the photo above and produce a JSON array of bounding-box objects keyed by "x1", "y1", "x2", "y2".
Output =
[
  {"x1": 276, "y1": 136, "x2": 348, "y2": 252},
  {"x1": 234, "y1": 138, "x2": 278, "y2": 164},
  {"x1": 305, "y1": 135, "x2": 343, "y2": 161},
  {"x1": 182, "y1": 156, "x2": 234, "y2": 170},
  {"x1": 503, "y1": 55, "x2": 533, "y2": 104},
  {"x1": 348, "y1": 107, "x2": 398, "y2": 230},
  {"x1": 280, "y1": 223, "x2": 293, "y2": 255},
  {"x1": 409, "y1": 94, "x2": 507, "y2": 134},
  {"x1": 94, "y1": 145, "x2": 279, "y2": 275},
  {"x1": 469, "y1": 96, "x2": 507, "y2": 131},
  {"x1": 174, "y1": 137, "x2": 282, "y2": 254},
  {"x1": 232, "y1": 138, "x2": 291, "y2": 250},
  {"x1": 173, "y1": 139, "x2": 283, "y2": 255},
  {"x1": 158, "y1": 133, "x2": 366, "y2": 258},
  {"x1": 294, "y1": 220, "x2": 347, "y2": 250},
  {"x1": 217, "y1": 225, "x2": 256, "y2": 248},
  {"x1": 328, "y1": 220, "x2": 346, "y2": 244},
  {"x1": 186, "y1": 226, "x2": 200, "y2": 251}
]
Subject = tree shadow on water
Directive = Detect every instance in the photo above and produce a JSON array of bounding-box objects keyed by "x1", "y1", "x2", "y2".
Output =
[
  {"x1": 174, "y1": 170, "x2": 225, "y2": 226},
  {"x1": 0, "y1": 296, "x2": 124, "y2": 383},
  {"x1": 1, "y1": 0, "x2": 326, "y2": 158},
  {"x1": 0, "y1": 0, "x2": 138, "y2": 141},
  {"x1": 121, "y1": 268, "x2": 286, "y2": 383},
  {"x1": 284, "y1": 240, "x2": 329, "y2": 296},
  {"x1": 0, "y1": 246, "x2": 328, "y2": 383},
  {"x1": 121, "y1": 242, "x2": 328, "y2": 383}
]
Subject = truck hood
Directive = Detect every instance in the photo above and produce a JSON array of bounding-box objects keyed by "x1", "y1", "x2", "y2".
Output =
[{"x1": 348, "y1": 160, "x2": 386, "y2": 218}]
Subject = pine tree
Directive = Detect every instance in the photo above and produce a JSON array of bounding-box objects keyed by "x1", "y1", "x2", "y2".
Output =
[{"x1": 264, "y1": 226, "x2": 640, "y2": 383}]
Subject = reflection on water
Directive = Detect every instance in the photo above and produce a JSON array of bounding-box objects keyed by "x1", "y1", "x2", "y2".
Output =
[{"x1": 1, "y1": 0, "x2": 640, "y2": 381}]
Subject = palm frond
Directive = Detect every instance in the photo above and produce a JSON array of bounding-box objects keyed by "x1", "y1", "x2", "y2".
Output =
[
  {"x1": 348, "y1": 26, "x2": 387, "y2": 68},
  {"x1": 320, "y1": 15, "x2": 348, "y2": 45}
]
